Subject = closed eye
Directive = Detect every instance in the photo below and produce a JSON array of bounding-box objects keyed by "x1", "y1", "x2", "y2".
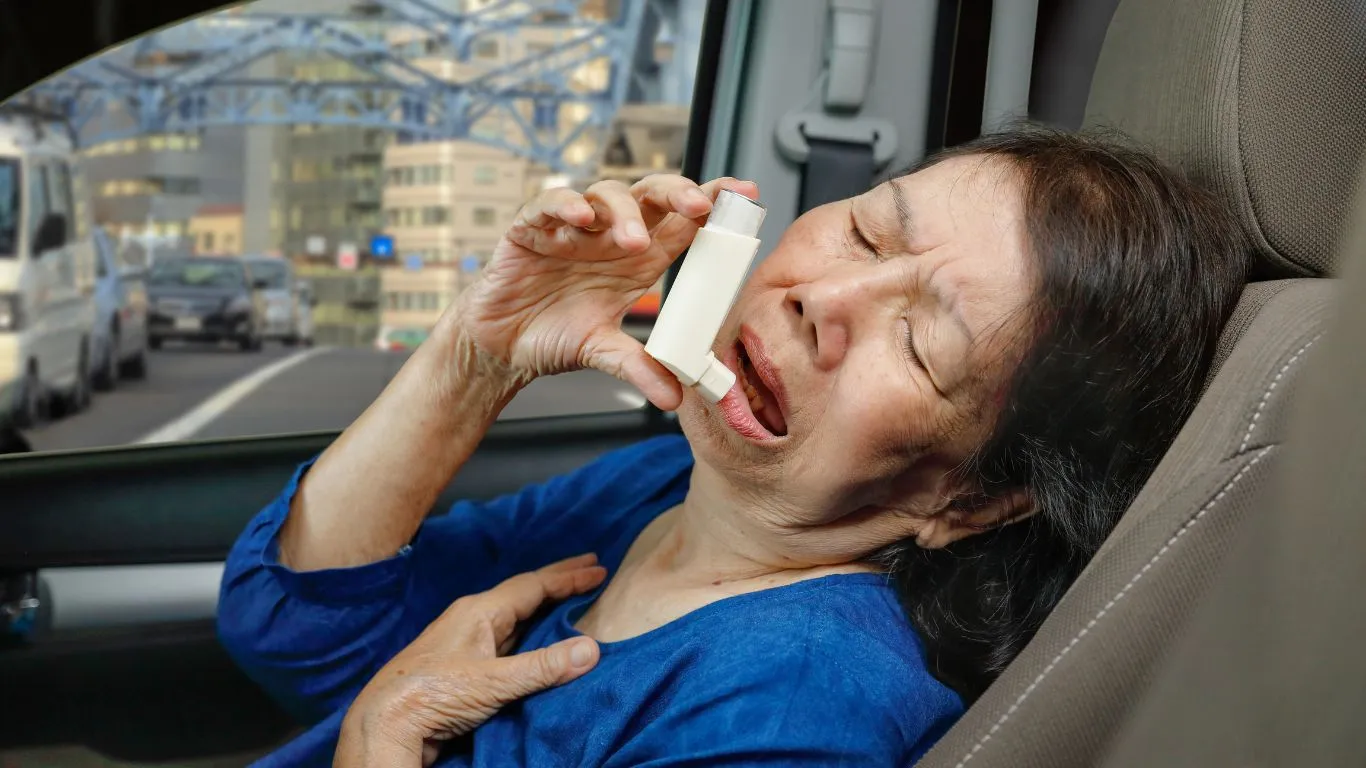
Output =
[
  {"x1": 848, "y1": 210, "x2": 878, "y2": 259},
  {"x1": 902, "y1": 319, "x2": 924, "y2": 369},
  {"x1": 902, "y1": 318, "x2": 944, "y2": 396}
]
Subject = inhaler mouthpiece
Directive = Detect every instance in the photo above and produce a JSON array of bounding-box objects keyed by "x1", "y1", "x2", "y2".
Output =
[{"x1": 645, "y1": 189, "x2": 767, "y2": 403}]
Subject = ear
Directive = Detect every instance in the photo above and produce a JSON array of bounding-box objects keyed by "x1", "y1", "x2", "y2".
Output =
[{"x1": 915, "y1": 487, "x2": 1036, "y2": 549}]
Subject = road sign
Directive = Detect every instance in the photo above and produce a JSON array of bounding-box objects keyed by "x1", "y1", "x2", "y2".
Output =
[
  {"x1": 370, "y1": 234, "x2": 394, "y2": 258},
  {"x1": 306, "y1": 235, "x2": 326, "y2": 256},
  {"x1": 404, "y1": 253, "x2": 424, "y2": 271},
  {"x1": 337, "y1": 242, "x2": 359, "y2": 271}
]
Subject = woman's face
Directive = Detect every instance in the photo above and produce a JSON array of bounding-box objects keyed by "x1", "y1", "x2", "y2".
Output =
[{"x1": 677, "y1": 155, "x2": 1036, "y2": 554}]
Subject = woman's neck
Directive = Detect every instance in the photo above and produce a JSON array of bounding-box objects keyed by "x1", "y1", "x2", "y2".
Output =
[
  {"x1": 572, "y1": 465, "x2": 877, "y2": 643},
  {"x1": 639, "y1": 463, "x2": 876, "y2": 586}
]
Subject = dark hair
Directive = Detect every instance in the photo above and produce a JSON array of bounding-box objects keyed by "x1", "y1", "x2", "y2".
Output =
[{"x1": 873, "y1": 125, "x2": 1249, "y2": 701}]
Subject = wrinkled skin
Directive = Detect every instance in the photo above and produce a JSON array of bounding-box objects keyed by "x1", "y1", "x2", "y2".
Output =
[
  {"x1": 463, "y1": 176, "x2": 759, "y2": 410},
  {"x1": 335, "y1": 555, "x2": 605, "y2": 767},
  {"x1": 672, "y1": 155, "x2": 1038, "y2": 564}
]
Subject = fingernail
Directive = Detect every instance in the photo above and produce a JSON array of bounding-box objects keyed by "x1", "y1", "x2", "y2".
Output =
[
  {"x1": 569, "y1": 639, "x2": 595, "y2": 668},
  {"x1": 686, "y1": 189, "x2": 711, "y2": 207},
  {"x1": 625, "y1": 220, "x2": 648, "y2": 240}
]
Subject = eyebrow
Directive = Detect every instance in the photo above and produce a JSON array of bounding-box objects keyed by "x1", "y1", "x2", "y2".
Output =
[
  {"x1": 887, "y1": 181, "x2": 915, "y2": 245},
  {"x1": 884, "y1": 183, "x2": 972, "y2": 338}
]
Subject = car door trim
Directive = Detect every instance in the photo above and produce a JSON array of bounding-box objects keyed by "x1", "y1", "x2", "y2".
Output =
[{"x1": 40, "y1": 562, "x2": 224, "y2": 630}]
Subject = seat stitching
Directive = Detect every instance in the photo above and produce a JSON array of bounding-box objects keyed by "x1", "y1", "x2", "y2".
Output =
[
  {"x1": 1238, "y1": 334, "x2": 1321, "y2": 453},
  {"x1": 955, "y1": 328, "x2": 1321, "y2": 766},
  {"x1": 954, "y1": 444, "x2": 1275, "y2": 767}
]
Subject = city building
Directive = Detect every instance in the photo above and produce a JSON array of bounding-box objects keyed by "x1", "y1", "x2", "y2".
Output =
[
  {"x1": 379, "y1": 266, "x2": 461, "y2": 331},
  {"x1": 80, "y1": 128, "x2": 246, "y2": 261},
  {"x1": 375, "y1": 3, "x2": 612, "y2": 333},
  {"x1": 188, "y1": 203, "x2": 245, "y2": 255},
  {"x1": 272, "y1": 122, "x2": 387, "y2": 263}
]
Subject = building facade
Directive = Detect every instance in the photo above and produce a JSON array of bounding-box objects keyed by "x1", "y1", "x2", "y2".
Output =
[
  {"x1": 80, "y1": 128, "x2": 246, "y2": 261},
  {"x1": 269, "y1": 84, "x2": 387, "y2": 262},
  {"x1": 374, "y1": 2, "x2": 612, "y2": 333},
  {"x1": 188, "y1": 204, "x2": 245, "y2": 255}
]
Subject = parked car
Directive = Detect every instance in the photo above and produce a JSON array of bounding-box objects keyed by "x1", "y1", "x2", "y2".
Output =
[
  {"x1": 89, "y1": 227, "x2": 148, "y2": 389},
  {"x1": 0, "y1": 107, "x2": 97, "y2": 427},
  {"x1": 374, "y1": 325, "x2": 429, "y2": 352},
  {"x1": 293, "y1": 279, "x2": 316, "y2": 347},
  {"x1": 240, "y1": 254, "x2": 301, "y2": 345},
  {"x1": 146, "y1": 256, "x2": 265, "y2": 352}
]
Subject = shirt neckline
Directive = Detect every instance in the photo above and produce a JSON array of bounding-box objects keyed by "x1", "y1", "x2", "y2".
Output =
[{"x1": 553, "y1": 571, "x2": 895, "y2": 653}]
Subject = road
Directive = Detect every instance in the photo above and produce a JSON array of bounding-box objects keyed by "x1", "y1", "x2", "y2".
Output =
[{"x1": 20, "y1": 340, "x2": 647, "y2": 454}]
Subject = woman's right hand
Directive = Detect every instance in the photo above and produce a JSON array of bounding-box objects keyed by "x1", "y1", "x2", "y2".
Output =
[{"x1": 460, "y1": 174, "x2": 760, "y2": 411}]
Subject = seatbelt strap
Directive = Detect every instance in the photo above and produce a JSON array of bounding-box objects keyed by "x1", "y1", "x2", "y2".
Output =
[
  {"x1": 799, "y1": 136, "x2": 878, "y2": 212},
  {"x1": 776, "y1": 0, "x2": 895, "y2": 214}
]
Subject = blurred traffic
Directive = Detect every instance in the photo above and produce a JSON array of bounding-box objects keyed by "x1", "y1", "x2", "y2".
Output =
[{"x1": 0, "y1": 0, "x2": 694, "y2": 454}]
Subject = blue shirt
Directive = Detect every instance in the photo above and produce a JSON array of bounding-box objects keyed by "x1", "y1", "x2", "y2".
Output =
[{"x1": 218, "y1": 435, "x2": 963, "y2": 767}]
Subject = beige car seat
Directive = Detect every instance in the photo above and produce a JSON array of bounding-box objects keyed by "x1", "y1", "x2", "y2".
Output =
[
  {"x1": 915, "y1": 0, "x2": 1366, "y2": 765},
  {"x1": 1100, "y1": 161, "x2": 1366, "y2": 767}
]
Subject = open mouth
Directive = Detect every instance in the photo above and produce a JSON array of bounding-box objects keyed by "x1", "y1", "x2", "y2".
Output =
[{"x1": 735, "y1": 339, "x2": 788, "y2": 437}]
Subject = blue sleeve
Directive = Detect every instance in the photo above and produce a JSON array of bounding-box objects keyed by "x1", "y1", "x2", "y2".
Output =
[
  {"x1": 603, "y1": 612, "x2": 961, "y2": 767},
  {"x1": 217, "y1": 435, "x2": 691, "y2": 726}
]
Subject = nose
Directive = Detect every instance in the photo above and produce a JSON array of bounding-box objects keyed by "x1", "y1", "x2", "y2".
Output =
[{"x1": 786, "y1": 268, "x2": 901, "y2": 371}]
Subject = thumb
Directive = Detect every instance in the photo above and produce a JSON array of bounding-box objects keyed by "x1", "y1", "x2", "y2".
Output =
[
  {"x1": 584, "y1": 330, "x2": 684, "y2": 411},
  {"x1": 487, "y1": 637, "x2": 601, "y2": 703}
]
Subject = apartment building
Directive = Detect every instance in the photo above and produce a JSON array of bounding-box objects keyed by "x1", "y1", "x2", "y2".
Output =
[
  {"x1": 375, "y1": 3, "x2": 601, "y2": 333},
  {"x1": 81, "y1": 128, "x2": 245, "y2": 259},
  {"x1": 188, "y1": 203, "x2": 245, "y2": 255},
  {"x1": 374, "y1": 0, "x2": 709, "y2": 333}
]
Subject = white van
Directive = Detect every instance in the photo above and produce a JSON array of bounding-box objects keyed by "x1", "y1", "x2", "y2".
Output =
[{"x1": 0, "y1": 108, "x2": 97, "y2": 427}]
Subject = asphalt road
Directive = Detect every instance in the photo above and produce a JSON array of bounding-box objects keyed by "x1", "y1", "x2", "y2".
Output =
[{"x1": 20, "y1": 339, "x2": 647, "y2": 454}]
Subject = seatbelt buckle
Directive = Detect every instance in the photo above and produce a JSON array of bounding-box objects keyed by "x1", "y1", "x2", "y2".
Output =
[{"x1": 774, "y1": 112, "x2": 899, "y2": 168}]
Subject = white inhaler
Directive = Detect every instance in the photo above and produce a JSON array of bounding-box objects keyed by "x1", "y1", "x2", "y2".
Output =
[{"x1": 644, "y1": 188, "x2": 767, "y2": 403}]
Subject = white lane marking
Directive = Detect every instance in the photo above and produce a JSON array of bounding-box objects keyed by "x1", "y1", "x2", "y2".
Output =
[
  {"x1": 134, "y1": 347, "x2": 330, "y2": 445},
  {"x1": 614, "y1": 389, "x2": 648, "y2": 409}
]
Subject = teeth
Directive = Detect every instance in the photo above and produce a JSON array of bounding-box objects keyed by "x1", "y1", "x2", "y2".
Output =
[
  {"x1": 736, "y1": 346, "x2": 771, "y2": 425},
  {"x1": 738, "y1": 355, "x2": 765, "y2": 413}
]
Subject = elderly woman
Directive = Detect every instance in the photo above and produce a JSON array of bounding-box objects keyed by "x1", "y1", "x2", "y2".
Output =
[{"x1": 218, "y1": 127, "x2": 1247, "y2": 766}]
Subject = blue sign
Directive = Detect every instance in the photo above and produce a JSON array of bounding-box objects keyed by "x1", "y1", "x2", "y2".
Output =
[
  {"x1": 370, "y1": 235, "x2": 395, "y2": 258},
  {"x1": 461, "y1": 255, "x2": 482, "y2": 273},
  {"x1": 404, "y1": 253, "x2": 424, "y2": 271}
]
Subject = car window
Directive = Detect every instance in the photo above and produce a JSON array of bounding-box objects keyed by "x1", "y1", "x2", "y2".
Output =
[
  {"x1": 247, "y1": 259, "x2": 290, "y2": 289},
  {"x1": 0, "y1": 158, "x2": 17, "y2": 257},
  {"x1": 25, "y1": 161, "x2": 50, "y2": 248},
  {"x1": 149, "y1": 258, "x2": 247, "y2": 288},
  {"x1": 48, "y1": 160, "x2": 74, "y2": 220},
  {"x1": 2, "y1": 0, "x2": 706, "y2": 454}
]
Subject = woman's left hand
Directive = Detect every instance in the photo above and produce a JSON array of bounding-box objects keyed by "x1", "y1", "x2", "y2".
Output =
[{"x1": 335, "y1": 554, "x2": 607, "y2": 767}]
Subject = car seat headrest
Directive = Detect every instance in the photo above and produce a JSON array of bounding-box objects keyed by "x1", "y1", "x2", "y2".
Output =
[{"x1": 1082, "y1": 0, "x2": 1366, "y2": 279}]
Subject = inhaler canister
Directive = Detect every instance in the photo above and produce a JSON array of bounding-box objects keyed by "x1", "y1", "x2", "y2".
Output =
[{"x1": 644, "y1": 189, "x2": 767, "y2": 403}]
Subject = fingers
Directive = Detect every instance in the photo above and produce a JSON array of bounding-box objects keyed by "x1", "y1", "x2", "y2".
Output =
[
  {"x1": 582, "y1": 179, "x2": 651, "y2": 252},
  {"x1": 698, "y1": 175, "x2": 761, "y2": 203},
  {"x1": 512, "y1": 187, "x2": 594, "y2": 230},
  {"x1": 583, "y1": 329, "x2": 685, "y2": 412},
  {"x1": 631, "y1": 174, "x2": 715, "y2": 230},
  {"x1": 472, "y1": 559, "x2": 607, "y2": 640},
  {"x1": 542, "y1": 552, "x2": 599, "y2": 573},
  {"x1": 508, "y1": 176, "x2": 760, "y2": 261},
  {"x1": 486, "y1": 636, "x2": 600, "y2": 701},
  {"x1": 646, "y1": 176, "x2": 762, "y2": 255}
]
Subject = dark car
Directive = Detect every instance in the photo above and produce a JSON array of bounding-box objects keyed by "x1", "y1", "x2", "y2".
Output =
[{"x1": 146, "y1": 256, "x2": 265, "y2": 352}]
